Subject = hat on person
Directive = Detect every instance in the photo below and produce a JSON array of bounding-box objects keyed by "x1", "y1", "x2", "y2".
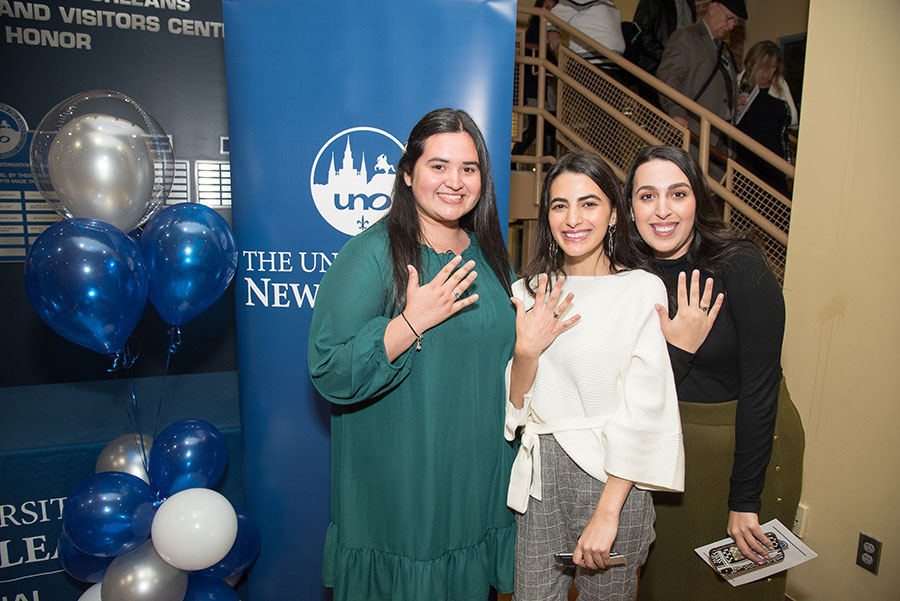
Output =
[{"x1": 713, "y1": 0, "x2": 748, "y2": 19}]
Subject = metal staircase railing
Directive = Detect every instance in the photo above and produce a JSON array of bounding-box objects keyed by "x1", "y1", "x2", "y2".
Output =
[{"x1": 511, "y1": 6, "x2": 793, "y2": 283}]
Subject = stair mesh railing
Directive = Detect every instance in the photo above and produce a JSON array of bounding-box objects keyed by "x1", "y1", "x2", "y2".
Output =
[{"x1": 512, "y1": 6, "x2": 793, "y2": 283}]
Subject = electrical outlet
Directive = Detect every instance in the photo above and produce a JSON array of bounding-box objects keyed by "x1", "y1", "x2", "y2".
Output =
[
  {"x1": 793, "y1": 502, "x2": 809, "y2": 538},
  {"x1": 856, "y1": 533, "x2": 882, "y2": 575}
]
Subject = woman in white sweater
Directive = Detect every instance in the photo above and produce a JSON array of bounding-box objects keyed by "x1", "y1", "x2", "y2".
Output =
[{"x1": 506, "y1": 150, "x2": 685, "y2": 601}]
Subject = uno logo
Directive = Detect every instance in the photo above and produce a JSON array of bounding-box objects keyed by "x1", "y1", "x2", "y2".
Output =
[{"x1": 310, "y1": 126, "x2": 404, "y2": 235}]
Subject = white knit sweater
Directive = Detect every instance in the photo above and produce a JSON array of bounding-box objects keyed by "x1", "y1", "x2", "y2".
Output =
[{"x1": 505, "y1": 270, "x2": 685, "y2": 513}]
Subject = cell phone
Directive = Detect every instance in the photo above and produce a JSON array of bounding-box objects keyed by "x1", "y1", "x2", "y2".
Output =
[
  {"x1": 708, "y1": 532, "x2": 786, "y2": 576},
  {"x1": 553, "y1": 551, "x2": 626, "y2": 567}
]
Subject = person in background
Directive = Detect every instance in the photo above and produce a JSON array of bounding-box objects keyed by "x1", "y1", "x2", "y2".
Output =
[
  {"x1": 735, "y1": 40, "x2": 799, "y2": 196},
  {"x1": 308, "y1": 108, "x2": 517, "y2": 601},
  {"x1": 513, "y1": 0, "x2": 559, "y2": 161},
  {"x1": 548, "y1": 0, "x2": 626, "y2": 80},
  {"x1": 630, "y1": 0, "x2": 696, "y2": 76},
  {"x1": 656, "y1": 0, "x2": 747, "y2": 153},
  {"x1": 625, "y1": 145, "x2": 804, "y2": 601},
  {"x1": 505, "y1": 149, "x2": 684, "y2": 601}
]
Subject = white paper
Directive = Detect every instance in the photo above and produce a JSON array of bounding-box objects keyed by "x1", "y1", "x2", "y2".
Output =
[{"x1": 694, "y1": 518, "x2": 817, "y2": 587}]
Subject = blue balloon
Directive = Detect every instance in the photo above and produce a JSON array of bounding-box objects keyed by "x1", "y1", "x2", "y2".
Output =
[
  {"x1": 141, "y1": 203, "x2": 237, "y2": 326},
  {"x1": 183, "y1": 574, "x2": 239, "y2": 601},
  {"x1": 57, "y1": 528, "x2": 114, "y2": 582},
  {"x1": 149, "y1": 419, "x2": 227, "y2": 499},
  {"x1": 195, "y1": 507, "x2": 261, "y2": 578},
  {"x1": 24, "y1": 218, "x2": 149, "y2": 354},
  {"x1": 62, "y1": 472, "x2": 155, "y2": 557}
]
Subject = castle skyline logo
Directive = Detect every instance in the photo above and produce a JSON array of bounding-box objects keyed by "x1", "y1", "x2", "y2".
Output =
[{"x1": 310, "y1": 126, "x2": 404, "y2": 236}]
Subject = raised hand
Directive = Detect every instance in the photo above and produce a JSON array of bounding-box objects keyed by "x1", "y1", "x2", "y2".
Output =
[
  {"x1": 511, "y1": 275, "x2": 580, "y2": 360},
  {"x1": 654, "y1": 270, "x2": 724, "y2": 353},
  {"x1": 402, "y1": 255, "x2": 479, "y2": 333}
]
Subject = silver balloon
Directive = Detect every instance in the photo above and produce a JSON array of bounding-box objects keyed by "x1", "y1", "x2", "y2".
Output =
[
  {"x1": 101, "y1": 539, "x2": 187, "y2": 601},
  {"x1": 46, "y1": 114, "x2": 154, "y2": 232},
  {"x1": 30, "y1": 90, "x2": 175, "y2": 232},
  {"x1": 95, "y1": 433, "x2": 153, "y2": 484},
  {"x1": 77, "y1": 583, "x2": 102, "y2": 601}
]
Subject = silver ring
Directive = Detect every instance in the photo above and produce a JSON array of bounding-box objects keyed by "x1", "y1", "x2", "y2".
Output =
[
  {"x1": 699, "y1": 305, "x2": 709, "y2": 312},
  {"x1": 454, "y1": 292, "x2": 460, "y2": 299}
]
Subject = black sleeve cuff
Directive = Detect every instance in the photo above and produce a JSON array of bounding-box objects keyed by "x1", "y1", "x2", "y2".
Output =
[{"x1": 666, "y1": 342, "x2": 695, "y2": 385}]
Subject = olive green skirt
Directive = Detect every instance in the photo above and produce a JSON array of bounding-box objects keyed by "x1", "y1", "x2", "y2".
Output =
[{"x1": 637, "y1": 379, "x2": 804, "y2": 601}]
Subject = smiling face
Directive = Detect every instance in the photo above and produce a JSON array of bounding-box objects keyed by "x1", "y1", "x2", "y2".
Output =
[
  {"x1": 547, "y1": 171, "x2": 617, "y2": 276},
  {"x1": 403, "y1": 131, "x2": 481, "y2": 231},
  {"x1": 631, "y1": 159, "x2": 696, "y2": 260}
]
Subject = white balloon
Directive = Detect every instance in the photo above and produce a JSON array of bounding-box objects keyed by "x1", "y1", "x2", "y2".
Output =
[
  {"x1": 47, "y1": 113, "x2": 155, "y2": 232},
  {"x1": 151, "y1": 488, "x2": 238, "y2": 571},
  {"x1": 95, "y1": 433, "x2": 153, "y2": 483},
  {"x1": 78, "y1": 583, "x2": 102, "y2": 601}
]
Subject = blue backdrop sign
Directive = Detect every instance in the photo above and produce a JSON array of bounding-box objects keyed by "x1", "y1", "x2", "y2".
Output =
[{"x1": 221, "y1": 0, "x2": 516, "y2": 598}]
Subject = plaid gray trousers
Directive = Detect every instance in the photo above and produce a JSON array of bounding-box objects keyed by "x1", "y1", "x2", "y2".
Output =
[{"x1": 513, "y1": 434, "x2": 656, "y2": 601}]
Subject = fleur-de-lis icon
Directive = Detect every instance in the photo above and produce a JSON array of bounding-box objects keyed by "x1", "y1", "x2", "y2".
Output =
[{"x1": 357, "y1": 216, "x2": 369, "y2": 230}]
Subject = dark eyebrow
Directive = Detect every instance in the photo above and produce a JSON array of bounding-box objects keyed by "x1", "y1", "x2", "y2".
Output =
[
  {"x1": 635, "y1": 183, "x2": 690, "y2": 194},
  {"x1": 426, "y1": 156, "x2": 480, "y2": 168},
  {"x1": 550, "y1": 194, "x2": 602, "y2": 203}
]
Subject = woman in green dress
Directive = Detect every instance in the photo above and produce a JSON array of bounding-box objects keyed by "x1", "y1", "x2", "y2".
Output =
[{"x1": 308, "y1": 108, "x2": 517, "y2": 601}]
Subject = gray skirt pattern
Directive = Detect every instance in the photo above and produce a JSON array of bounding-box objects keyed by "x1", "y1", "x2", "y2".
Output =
[{"x1": 513, "y1": 434, "x2": 656, "y2": 601}]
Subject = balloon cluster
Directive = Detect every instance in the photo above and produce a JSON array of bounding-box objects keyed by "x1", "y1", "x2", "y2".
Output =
[
  {"x1": 24, "y1": 90, "x2": 238, "y2": 355},
  {"x1": 59, "y1": 420, "x2": 260, "y2": 601}
]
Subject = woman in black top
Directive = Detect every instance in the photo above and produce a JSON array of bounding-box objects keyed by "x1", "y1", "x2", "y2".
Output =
[
  {"x1": 736, "y1": 41, "x2": 798, "y2": 196},
  {"x1": 627, "y1": 146, "x2": 804, "y2": 601}
]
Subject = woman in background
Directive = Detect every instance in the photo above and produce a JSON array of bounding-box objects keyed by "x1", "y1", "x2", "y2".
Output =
[
  {"x1": 505, "y1": 150, "x2": 684, "y2": 601},
  {"x1": 627, "y1": 145, "x2": 803, "y2": 601},
  {"x1": 308, "y1": 108, "x2": 516, "y2": 601},
  {"x1": 736, "y1": 41, "x2": 799, "y2": 195}
]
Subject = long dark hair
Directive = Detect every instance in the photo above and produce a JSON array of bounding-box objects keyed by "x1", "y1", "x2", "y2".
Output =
[
  {"x1": 386, "y1": 108, "x2": 512, "y2": 311},
  {"x1": 522, "y1": 149, "x2": 651, "y2": 296},
  {"x1": 623, "y1": 145, "x2": 761, "y2": 279}
]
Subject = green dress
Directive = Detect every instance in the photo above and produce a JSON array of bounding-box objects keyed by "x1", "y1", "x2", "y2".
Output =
[{"x1": 308, "y1": 221, "x2": 517, "y2": 601}]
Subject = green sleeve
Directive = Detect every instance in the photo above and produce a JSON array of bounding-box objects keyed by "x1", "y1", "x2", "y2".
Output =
[{"x1": 307, "y1": 232, "x2": 414, "y2": 405}]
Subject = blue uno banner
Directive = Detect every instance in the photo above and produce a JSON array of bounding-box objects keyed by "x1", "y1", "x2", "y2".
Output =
[{"x1": 221, "y1": 0, "x2": 516, "y2": 598}]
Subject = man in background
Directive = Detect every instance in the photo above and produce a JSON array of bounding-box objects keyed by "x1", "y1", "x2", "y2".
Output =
[
  {"x1": 630, "y1": 0, "x2": 696, "y2": 76},
  {"x1": 656, "y1": 0, "x2": 747, "y2": 151}
]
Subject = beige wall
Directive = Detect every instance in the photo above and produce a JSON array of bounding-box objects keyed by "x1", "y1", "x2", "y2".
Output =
[
  {"x1": 744, "y1": 0, "x2": 810, "y2": 49},
  {"x1": 782, "y1": 1, "x2": 900, "y2": 599},
  {"x1": 618, "y1": 0, "x2": 640, "y2": 21}
]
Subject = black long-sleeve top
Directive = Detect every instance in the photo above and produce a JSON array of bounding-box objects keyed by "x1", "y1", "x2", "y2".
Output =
[{"x1": 658, "y1": 246, "x2": 784, "y2": 513}]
